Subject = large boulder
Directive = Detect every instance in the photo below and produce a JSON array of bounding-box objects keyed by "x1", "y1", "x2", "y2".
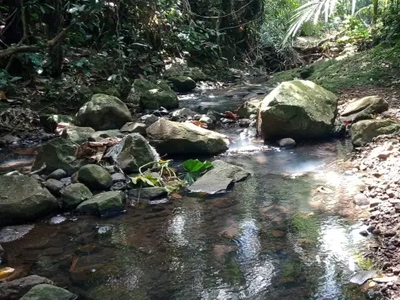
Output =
[
  {"x1": 127, "y1": 79, "x2": 179, "y2": 110},
  {"x1": 32, "y1": 138, "x2": 87, "y2": 175},
  {"x1": 350, "y1": 119, "x2": 400, "y2": 146},
  {"x1": 60, "y1": 183, "x2": 93, "y2": 209},
  {"x1": 164, "y1": 64, "x2": 207, "y2": 82},
  {"x1": 0, "y1": 275, "x2": 53, "y2": 300},
  {"x1": 257, "y1": 80, "x2": 338, "y2": 140},
  {"x1": 168, "y1": 76, "x2": 196, "y2": 93},
  {"x1": 341, "y1": 96, "x2": 389, "y2": 122},
  {"x1": 76, "y1": 94, "x2": 133, "y2": 130},
  {"x1": 104, "y1": 133, "x2": 159, "y2": 173},
  {"x1": 146, "y1": 119, "x2": 229, "y2": 155},
  {"x1": 76, "y1": 191, "x2": 125, "y2": 216},
  {"x1": 19, "y1": 284, "x2": 76, "y2": 300},
  {"x1": 77, "y1": 164, "x2": 112, "y2": 190},
  {"x1": 189, "y1": 160, "x2": 250, "y2": 194},
  {"x1": 0, "y1": 175, "x2": 59, "y2": 225}
]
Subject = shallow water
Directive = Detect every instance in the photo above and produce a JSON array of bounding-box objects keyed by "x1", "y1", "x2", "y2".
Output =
[{"x1": 1, "y1": 92, "x2": 372, "y2": 300}]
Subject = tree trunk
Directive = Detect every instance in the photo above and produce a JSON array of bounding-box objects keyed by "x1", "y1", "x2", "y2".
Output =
[
  {"x1": 372, "y1": 0, "x2": 379, "y2": 26},
  {"x1": 48, "y1": 0, "x2": 63, "y2": 77}
]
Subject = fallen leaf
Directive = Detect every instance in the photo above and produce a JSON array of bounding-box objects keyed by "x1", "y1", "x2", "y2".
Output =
[
  {"x1": 224, "y1": 111, "x2": 238, "y2": 121},
  {"x1": 0, "y1": 90, "x2": 6, "y2": 100},
  {"x1": 170, "y1": 193, "x2": 183, "y2": 199},
  {"x1": 191, "y1": 121, "x2": 208, "y2": 129},
  {"x1": 69, "y1": 257, "x2": 79, "y2": 272}
]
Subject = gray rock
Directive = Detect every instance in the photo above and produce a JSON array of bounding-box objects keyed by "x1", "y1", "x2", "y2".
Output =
[
  {"x1": 104, "y1": 133, "x2": 159, "y2": 174},
  {"x1": 168, "y1": 76, "x2": 196, "y2": 92},
  {"x1": 341, "y1": 96, "x2": 389, "y2": 122},
  {"x1": 350, "y1": 119, "x2": 400, "y2": 146},
  {"x1": 43, "y1": 178, "x2": 64, "y2": 195},
  {"x1": 128, "y1": 79, "x2": 179, "y2": 110},
  {"x1": 0, "y1": 134, "x2": 20, "y2": 145},
  {"x1": 90, "y1": 130, "x2": 124, "y2": 141},
  {"x1": 189, "y1": 160, "x2": 250, "y2": 194},
  {"x1": 171, "y1": 108, "x2": 196, "y2": 119},
  {"x1": 237, "y1": 98, "x2": 262, "y2": 118},
  {"x1": 354, "y1": 193, "x2": 369, "y2": 206},
  {"x1": 199, "y1": 115, "x2": 215, "y2": 129},
  {"x1": 77, "y1": 94, "x2": 133, "y2": 130},
  {"x1": 59, "y1": 177, "x2": 72, "y2": 186},
  {"x1": 76, "y1": 191, "x2": 125, "y2": 216},
  {"x1": 277, "y1": 138, "x2": 296, "y2": 148},
  {"x1": 239, "y1": 119, "x2": 251, "y2": 128},
  {"x1": 32, "y1": 138, "x2": 87, "y2": 175},
  {"x1": 0, "y1": 276, "x2": 53, "y2": 300},
  {"x1": 66, "y1": 125, "x2": 95, "y2": 143},
  {"x1": 0, "y1": 176, "x2": 59, "y2": 225},
  {"x1": 49, "y1": 215, "x2": 67, "y2": 225},
  {"x1": 111, "y1": 173, "x2": 126, "y2": 182},
  {"x1": 128, "y1": 187, "x2": 168, "y2": 200},
  {"x1": 163, "y1": 64, "x2": 207, "y2": 82},
  {"x1": 19, "y1": 284, "x2": 76, "y2": 300},
  {"x1": 220, "y1": 118, "x2": 236, "y2": 124},
  {"x1": 47, "y1": 169, "x2": 67, "y2": 180},
  {"x1": 0, "y1": 225, "x2": 34, "y2": 243},
  {"x1": 77, "y1": 164, "x2": 112, "y2": 190},
  {"x1": 146, "y1": 119, "x2": 229, "y2": 155},
  {"x1": 60, "y1": 183, "x2": 93, "y2": 209},
  {"x1": 141, "y1": 114, "x2": 159, "y2": 127},
  {"x1": 258, "y1": 80, "x2": 338, "y2": 140},
  {"x1": 110, "y1": 182, "x2": 126, "y2": 191},
  {"x1": 120, "y1": 122, "x2": 147, "y2": 135}
]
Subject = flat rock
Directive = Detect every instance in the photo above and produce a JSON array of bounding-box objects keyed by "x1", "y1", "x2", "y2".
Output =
[
  {"x1": 341, "y1": 96, "x2": 388, "y2": 117},
  {"x1": 76, "y1": 191, "x2": 125, "y2": 216},
  {"x1": 120, "y1": 122, "x2": 146, "y2": 135},
  {"x1": 128, "y1": 187, "x2": 168, "y2": 200},
  {"x1": 0, "y1": 275, "x2": 53, "y2": 300},
  {"x1": 189, "y1": 160, "x2": 250, "y2": 194},
  {"x1": 350, "y1": 119, "x2": 400, "y2": 146},
  {"x1": 350, "y1": 270, "x2": 377, "y2": 285}
]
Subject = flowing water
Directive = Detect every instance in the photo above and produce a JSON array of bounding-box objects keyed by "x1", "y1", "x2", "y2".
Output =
[{"x1": 1, "y1": 91, "x2": 372, "y2": 300}]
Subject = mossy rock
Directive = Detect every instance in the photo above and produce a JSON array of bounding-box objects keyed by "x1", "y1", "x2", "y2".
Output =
[
  {"x1": 19, "y1": 284, "x2": 77, "y2": 300},
  {"x1": 350, "y1": 119, "x2": 400, "y2": 146},
  {"x1": 60, "y1": 183, "x2": 93, "y2": 209},
  {"x1": 77, "y1": 164, "x2": 112, "y2": 191},
  {"x1": 168, "y1": 76, "x2": 196, "y2": 92},
  {"x1": 76, "y1": 191, "x2": 125, "y2": 216}
]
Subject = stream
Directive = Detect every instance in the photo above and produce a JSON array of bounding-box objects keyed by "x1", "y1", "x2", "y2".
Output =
[{"x1": 0, "y1": 89, "x2": 372, "y2": 300}]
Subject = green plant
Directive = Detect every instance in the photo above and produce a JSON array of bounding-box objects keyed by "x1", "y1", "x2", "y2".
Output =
[
  {"x1": 130, "y1": 173, "x2": 162, "y2": 187},
  {"x1": 0, "y1": 70, "x2": 22, "y2": 91},
  {"x1": 183, "y1": 159, "x2": 213, "y2": 184}
]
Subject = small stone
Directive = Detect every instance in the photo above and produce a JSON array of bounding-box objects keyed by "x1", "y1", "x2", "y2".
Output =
[
  {"x1": 359, "y1": 230, "x2": 369, "y2": 237},
  {"x1": 46, "y1": 169, "x2": 67, "y2": 180},
  {"x1": 77, "y1": 164, "x2": 112, "y2": 191},
  {"x1": 220, "y1": 118, "x2": 236, "y2": 124},
  {"x1": 111, "y1": 173, "x2": 126, "y2": 183},
  {"x1": 387, "y1": 189, "x2": 396, "y2": 198},
  {"x1": 60, "y1": 183, "x2": 93, "y2": 209},
  {"x1": 0, "y1": 275, "x2": 53, "y2": 300},
  {"x1": 43, "y1": 178, "x2": 64, "y2": 195},
  {"x1": 378, "y1": 152, "x2": 391, "y2": 160},
  {"x1": 277, "y1": 138, "x2": 296, "y2": 149},
  {"x1": 120, "y1": 122, "x2": 146, "y2": 135},
  {"x1": 199, "y1": 116, "x2": 215, "y2": 129},
  {"x1": 140, "y1": 114, "x2": 159, "y2": 127},
  {"x1": 59, "y1": 177, "x2": 72, "y2": 186},
  {"x1": 354, "y1": 193, "x2": 369, "y2": 206},
  {"x1": 49, "y1": 215, "x2": 67, "y2": 225}
]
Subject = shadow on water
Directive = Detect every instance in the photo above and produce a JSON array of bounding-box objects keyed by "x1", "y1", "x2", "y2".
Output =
[{"x1": 1, "y1": 92, "x2": 372, "y2": 300}]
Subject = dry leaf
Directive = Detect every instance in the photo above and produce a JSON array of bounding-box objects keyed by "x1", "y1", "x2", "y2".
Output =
[
  {"x1": 191, "y1": 121, "x2": 208, "y2": 129},
  {"x1": 0, "y1": 267, "x2": 15, "y2": 280}
]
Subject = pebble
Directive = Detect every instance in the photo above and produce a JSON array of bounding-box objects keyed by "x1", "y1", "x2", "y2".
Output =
[
  {"x1": 47, "y1": 169, "x2": 67, "y2": 180},
  {"x1": 49, "y1": 215, "x2": 67, "y2": 225},
  {"x1": 354, "y1": 193, "x2": 369, "y2": 206}
]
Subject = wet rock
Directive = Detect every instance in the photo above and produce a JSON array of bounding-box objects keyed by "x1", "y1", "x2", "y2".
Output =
[
  {"x1": 19, "y1": 284, "x2": 76, "y2": 300},
  {"x1": 59, "y1": 177, "x2": 72, "y2": 186},
  {"x1": 43, "y1": 178, "x2": 64, "y2": 195},
  {"x1": 146, "y1": 119, "x2": 229, "y2": 155},
  {"x1": 0, "y1": 134, "x2": 20, "y2": 145},
  {"x1": 152, "y1": 107, "x2": 170, "y2": 116},
  {"x1": 189, "y1": 160, "x2": 250, "y2": 194},
  {"x1": 0, "y1": 225, "x2": 35, "y2": 243},
  {"x1": 171, "y1": 108, "x2": 196, "y2": 120},
  {"x1": 140, "y1": 114, "x2": 159, "y2": 127},
  {"x1": 110, "y1": 182, "x2": 126, "y2": 191},
  {"x1": 350, "y1": 119, "x2": 400, "y2": 146},
  {"x1": 350, "y1": 270, "x2": 377, "y2": 285},
  {"x1": 128, "y1": 187, "x2": 168, "y2": 200},
  {"x1": 40, "y1": 114, "x2": 76, "y2": 133},
  {"x1": 237, "y1": 98, "x2": 262, "y2": 118},
  {"x1": 47, "y1": 169, "x2": 67, "y2": 180},
  {"x1": 341, "y1": 96, "x2": 389, "y2": 121},
  {"x1": 77, "y1": 164, "x2": 112, "y2": 191},
  {"x1": 164, "y1": 64, "x2": 207, "y2": 82},
  {"x1": 168, "y1": 76, "x2": 196, "y2": 92},
  {"x1": 104, "y1": 133, "x2": 159, "y2": 173},
  {"x1": 90, "y1": 130, "x2": 124, "y2": 141},
  {"x1": 49, "y1": 215, "x2": 67, "y2": 225},
  {"x1": 66, "y1": 125, "x2": 95, "y2": 143},
  {"x1": 60, "y1": 183, "x2": 93, "y2": 209},
  {"x1": 76, "y1": 191, "x2": 125, "y2": 216},
  {"x1": 258, "y1": 80, "x2": 338, "y2": 140},
  {"x1": 220, "y1": 118, "x2": 236, "y2": 124},
  {"x1": 0, "y1": 175, "x2": 58, "y2": 225},
  {"x1": 277, "y1": 138, "x2": 296, "y2": 148},
  {"x1": 77, "y1": 94, "x2": 133, "y2": 130},
  {"x1": 120, "y1": 122, "x2": 146, "y2": 135},
  {"x1": 128, "y1": 79, "x2": 179, "y2": 110},
  {"x1": 32, "y1": 138, "x2": 87, "y2": 175},
  {"x1": 0, "y1": 275, "x2": 53, "y2": 300}
]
